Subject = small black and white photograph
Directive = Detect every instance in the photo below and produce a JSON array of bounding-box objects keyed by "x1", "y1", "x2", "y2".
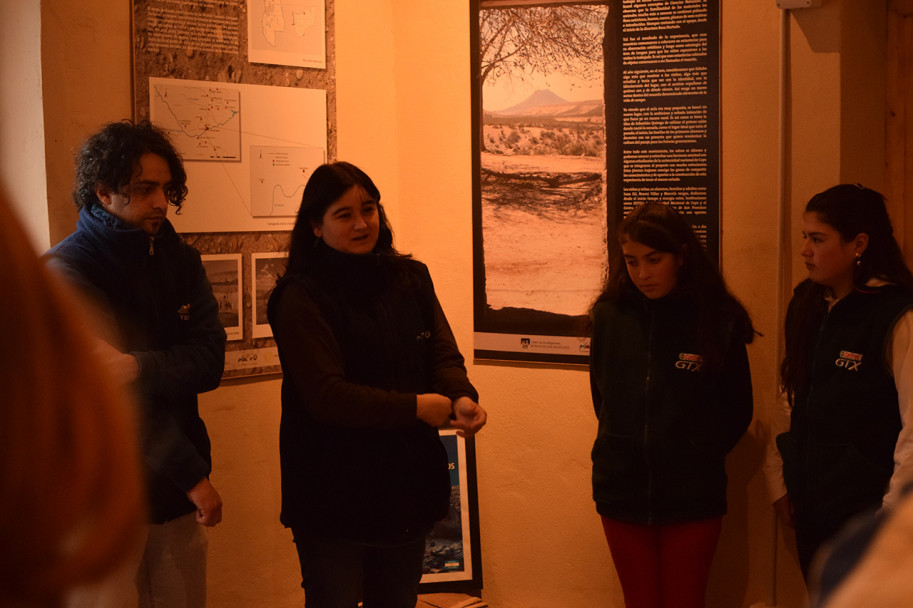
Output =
[
  {"x1": 251, "y1": 252, "x2": 288, "y2": 338},
  {"x1": 201, "y1": 253, "x2": 242, "y2": 341}
]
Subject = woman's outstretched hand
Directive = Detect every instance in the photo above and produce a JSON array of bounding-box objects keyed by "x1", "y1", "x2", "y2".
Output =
[
  {"x1": 417, "y1": 393, "x2": 453, "y2": 427},
  {"x1": 451, "y1": 396, "x2": 487, "y2": 437}
]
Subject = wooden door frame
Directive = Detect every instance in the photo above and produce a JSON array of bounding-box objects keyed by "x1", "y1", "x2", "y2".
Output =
[{"x1": 887, "y1": 0, "x2": 913, "y2": 254}]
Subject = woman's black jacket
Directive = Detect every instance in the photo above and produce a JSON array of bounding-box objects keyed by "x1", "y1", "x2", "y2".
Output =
[
  {"x1": 267, "y1": 244, "x2": 478, "y2": 543},
  {"x1": 589, "y1": 289, "x2": 753, "y2": 524}
]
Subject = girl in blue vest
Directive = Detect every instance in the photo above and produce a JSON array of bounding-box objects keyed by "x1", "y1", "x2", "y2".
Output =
[
  {"x1": 771, "y1": 184, "x2": 913, "y2": 579},
  {"x1": 589, "y1": 202, "x2": 755, "y2": 608}
]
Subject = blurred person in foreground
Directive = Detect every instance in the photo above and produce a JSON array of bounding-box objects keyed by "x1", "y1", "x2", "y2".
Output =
[
  {"x1": 45, "y1": 120, "x2": 227, "y2": 607},
  {"x1": 812, "y1": 486, "x2": 913, "y2": 607},
  {"x1": 0, "y1": 189, "x2": 145, "y2": 607}
]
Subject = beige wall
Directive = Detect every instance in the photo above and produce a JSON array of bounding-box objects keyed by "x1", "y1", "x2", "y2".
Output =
[
  {"x1": 21, "y1": 0, "x2": 892, "y2": 606},
  {"x1": 40, "y1": 0, "x2": 133, "y2": 245},
  {"x1": 0, "y1": 0, "x2": 48, "y2": 251}
]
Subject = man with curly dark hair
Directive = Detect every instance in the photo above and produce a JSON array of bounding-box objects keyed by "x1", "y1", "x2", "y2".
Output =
[
  {"x1": 46, "y1": 120, "x2": 226, "y2": 608},
  {"x1": 71, "y1": 119, "x2": 189, "y2": 215}
]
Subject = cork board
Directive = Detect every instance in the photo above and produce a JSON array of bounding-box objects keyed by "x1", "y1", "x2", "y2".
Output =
[{"x1": 132, "y1": 0, "x2": 336, "y2": 377}]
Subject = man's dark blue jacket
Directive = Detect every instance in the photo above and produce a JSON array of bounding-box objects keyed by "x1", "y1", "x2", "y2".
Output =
[{"x1": 47, "y1": 205, "x2": 226, "y2": 523}]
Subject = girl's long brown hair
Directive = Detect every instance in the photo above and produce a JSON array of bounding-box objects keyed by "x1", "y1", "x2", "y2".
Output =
[
  {"x1": 781, "y1": 185, "x2": 913, "y2": 403},
  {"x1": 592, "y1": 202, "x2": 755, "y2": 371}
]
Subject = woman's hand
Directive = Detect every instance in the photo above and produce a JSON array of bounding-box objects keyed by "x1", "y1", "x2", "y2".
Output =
[
  {"x1": 451, "y1": 396, "x2": 487, "y2": 437},
  {"x1": 417, "y1": 393, "x2": 453, "y2": 427}
]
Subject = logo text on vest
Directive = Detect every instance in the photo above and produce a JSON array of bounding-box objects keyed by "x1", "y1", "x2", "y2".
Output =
[
  {"x1": 836, "y1": 350, "x2": 863, "y2": 371},
  {"x1": 675, "y1": 352, "x2": 702, "y2": 372},
  {"x1": 177, "y1": 303, "x2": 191, "y2": 321}
]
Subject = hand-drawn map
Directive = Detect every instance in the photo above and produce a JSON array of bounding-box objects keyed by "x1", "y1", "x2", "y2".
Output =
[
  {"x1": 248, "y1": 0, "x2": 326, "y2": 69},
  {"x1": 149, "y1": 76, "x2": 327, "y2": 232},
  {"x1": 151, "y1": 81, "x2": 242, "y2": 161},
  {"x1": 250, "y1": 145, "x2": 326, "y2": 217}
]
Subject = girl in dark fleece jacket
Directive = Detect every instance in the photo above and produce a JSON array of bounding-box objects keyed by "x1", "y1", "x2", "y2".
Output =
[{"x1": 589, "y1": 202, "x2": 755, "y2": 608}]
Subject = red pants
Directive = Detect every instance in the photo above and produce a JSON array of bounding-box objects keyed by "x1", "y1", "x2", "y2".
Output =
[{"x1": 601, "y1": 516, "x2": 722, "y2": 608}]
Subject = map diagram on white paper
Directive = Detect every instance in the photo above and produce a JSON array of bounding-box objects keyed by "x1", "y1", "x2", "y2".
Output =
[
  {"x1": 247, "y1": 0, "x2": 326, "y2": 69},
  {"x1": 149, "y1": 77, "x2": 326, "y2": 232},
  {"x1": 151, "y1": 82, "x2": 241, "y2": 161},
  {"x1": 251, "y1": 146, "x2": 325, "y2": 217}
]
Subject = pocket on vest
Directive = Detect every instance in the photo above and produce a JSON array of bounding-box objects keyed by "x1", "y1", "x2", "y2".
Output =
[
  {"x1": 592, "y1": 434, "x2": 640, "y2": 493},
  {"x1": 806, "y1": 442, "x2": 888, "y2": 526}
]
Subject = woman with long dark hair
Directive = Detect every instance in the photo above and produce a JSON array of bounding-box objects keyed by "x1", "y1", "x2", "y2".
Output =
[
  {"x1": 771, "y1": 184, "x2": 913, "y2": 578},
  {"x1": 267, "y1": 162, "x2": 486, "y2": 608},
  {"x1": 589, "y1": 202, "x2": 755, "y2": 608}
]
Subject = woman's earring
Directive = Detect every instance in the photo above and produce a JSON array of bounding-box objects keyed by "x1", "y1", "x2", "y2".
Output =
[{"x1": 855, "y1": 252, "x2": 862, "y2": 266}]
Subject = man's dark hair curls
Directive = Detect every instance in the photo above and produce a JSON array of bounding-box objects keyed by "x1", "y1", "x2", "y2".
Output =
[{"x1": 73, "y1": 120, "x2": 188, "y2": 212}]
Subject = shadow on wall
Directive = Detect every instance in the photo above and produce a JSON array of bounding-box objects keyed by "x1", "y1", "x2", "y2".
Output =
[
  {"x1": 707, "y1": 420, "x2": 808, "y2": 607},
  {"x1": 708, "y1": 424, "x2": 767, "y2": 607}
]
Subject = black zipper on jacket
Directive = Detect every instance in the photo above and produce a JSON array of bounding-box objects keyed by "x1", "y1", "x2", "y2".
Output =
[
  {"x1": 802, "y1": 303, "x2": 831, "y2": 511},
  {"x1": 644, "y1": 303, "x2": 656, "y2": 524}
]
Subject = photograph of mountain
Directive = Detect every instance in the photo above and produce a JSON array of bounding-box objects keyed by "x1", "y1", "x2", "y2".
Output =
[
  {"x1": 474, "y1": 4, "x2": 609, "y2": 357},
  {"x1": 481, "y1": 87, "x2": 607, "y2": 319}
]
